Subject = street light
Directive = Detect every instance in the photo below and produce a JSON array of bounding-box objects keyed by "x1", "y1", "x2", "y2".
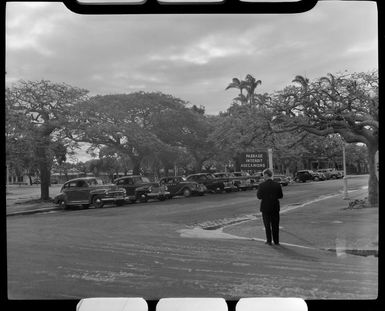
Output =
[{"x1": 342, "y1": 143, "x2": 349, "y2": 200}]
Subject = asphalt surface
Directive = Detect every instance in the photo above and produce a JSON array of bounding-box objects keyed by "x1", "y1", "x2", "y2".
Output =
[{"x1": 6, "y1": 176, "x2": 379, "y2": 300}]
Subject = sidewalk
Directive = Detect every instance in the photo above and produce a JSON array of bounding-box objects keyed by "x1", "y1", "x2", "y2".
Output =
[
  {"x1": 6, "y1": 184, "x2": 62, "y2": 216},
  {"x1": 223, "y1": 188, "x2": 378, "y2": 256}
]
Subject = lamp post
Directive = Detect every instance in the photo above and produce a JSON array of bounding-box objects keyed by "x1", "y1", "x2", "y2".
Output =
[{"x1": 342, "y1": 143, "x2": 349, "y2": 200}]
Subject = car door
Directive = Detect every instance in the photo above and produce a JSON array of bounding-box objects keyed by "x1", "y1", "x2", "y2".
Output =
[
  {"x1": 117, "y1": 178, "x2": 135, "y2": 196},
  {"x1": 64, "y1": 181, "x2": 83, "y2": 204},
  {"x1": 170, "y1": 177, "x2": 183, "y2": 194},
  {"x1": 71, "y1": 180, "x2": 90, "y2": 203}
]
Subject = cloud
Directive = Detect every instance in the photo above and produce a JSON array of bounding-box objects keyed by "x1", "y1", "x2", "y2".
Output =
[{"x1": 6, "y1": 1, "x2": 378, "y2": 115}]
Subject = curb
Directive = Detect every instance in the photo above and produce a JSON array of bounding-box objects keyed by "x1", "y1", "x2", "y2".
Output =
[{"x1": 7, "y1": 207, "x2": 63, "y2": 216}]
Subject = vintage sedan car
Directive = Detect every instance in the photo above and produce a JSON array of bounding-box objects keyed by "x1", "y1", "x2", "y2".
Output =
[
  {"x1": 186, "y1": 173, "x2": 234, "y2": 193},
  {"x1": 316, "y1": 168, "x2": 341, "y2": 180},
  {"x1": 231, "y1": 171, "x2": 257, "y2": 190},
  {"x1": 213, "y1": 172, "x2": 251, "y2": 191},
  {"x1": 114, "y1": 175, "x2": 170, "y2": 203},
  {"x1": 53, "y1": 177, "x2": 126, "y2": 209},
  {"x1": 294, "y1": 170, "x2": 317, "y2": 182},
  {"x1": 272, "y1": 175, "x2": 290, "y2": 186},
  {"x1": 159, "y1": 176, "x2": 207, "y2": 197},
  {"x1": 313, "y1": 172, "x2": 327, "y2": 181}
]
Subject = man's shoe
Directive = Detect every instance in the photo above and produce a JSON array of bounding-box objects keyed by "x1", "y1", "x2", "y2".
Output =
[
  {"x1": 274, "y1": 242, "x2": 280, "y2": 245},
  {"x1": 265, "y1": 241, "x2": 272, "y2": 245}
]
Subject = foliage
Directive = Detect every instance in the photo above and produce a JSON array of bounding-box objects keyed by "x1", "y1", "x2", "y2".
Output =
[
  {"x1": 68, "y1": 92, "x2": 215, "y2": 174},
  {"x1": 6, "y1": 80, "x2": 89, "y2": 199},
  {"x1": 270, "y1": 70, "x2": 378, "y2": 205},
  {"x1": 225, "y1": 74, "x2": 263, "y2": 107}
]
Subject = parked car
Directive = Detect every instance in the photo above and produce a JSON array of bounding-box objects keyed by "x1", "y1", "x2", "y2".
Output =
[
  {"x1": 159, "y1": 176, "x2": 207, "y2": 197},
  {"x1": 294, "y1": 170, "x2": 316, "y2": 183},
  {"x1": 316, "y1": 168, "x2": 341, "y2": 179},
  {"x1": 212, "y1": 172, "x2": 240, "y2": 191},
  {"x1": 114, "y1": 175, "x2": 170, "y2": 203},
  {"x1": 272, "y1": 175, "x2": 290, "y2": 186},
  {"x1": 53, "y1": 177, "x2": 126, "y2": 209},
  {"x1": 186, "y1": 173, "x2": 234, "y2": 193},
  {"x1": 32, "y1": 179, "x2": 40, "y2": 184},
  {"x1": 312, "y1": 172, "x2": 327, "y2": 181},
  {"x1": 214, "y1": 172, "x2": 253, "y2": 191}
]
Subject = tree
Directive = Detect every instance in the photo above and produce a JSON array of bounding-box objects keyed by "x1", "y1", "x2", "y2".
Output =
[
  {"x1": 271, "y1": 71, "x2": 378, "y2": 205},
  {"x1": 226, "y1": 74, "x2": 262, "y2": 107},
  {"x1": 6, "y1": 80, "x2": 89, "y2": 200},
  {"x1": 69, "y1": 92, "x2": 212, "y2": 175},
  {"x1": 225, "y1": 77, "x2": 248, "y2": 104}
]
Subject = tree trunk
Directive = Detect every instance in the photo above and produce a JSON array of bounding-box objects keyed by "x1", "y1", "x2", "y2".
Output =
[
  {"x1": 35, "y1": 139, "x2": 51, "y2": 201},
  {"x1": 131, "y1": 156, "x2": 142, "y2": 175},
  {"x1": 367, "y1": 144, "x2": 378, "y2": 206}
]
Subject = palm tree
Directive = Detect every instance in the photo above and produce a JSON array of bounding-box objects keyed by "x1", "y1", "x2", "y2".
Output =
[
  {"x1": 226, "y1": 75, "x2": 262, "y2": 106},
  {"x1": 244, "y1": 74, "x2": 262, "y2": 106},
  {"x1": 225, "y1": 78, "x2": 248, "y2": 105}
]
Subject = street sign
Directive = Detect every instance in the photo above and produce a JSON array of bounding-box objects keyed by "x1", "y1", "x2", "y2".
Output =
[{"x1": 239, "y1": 151, "x2": 269, "y2": 171}]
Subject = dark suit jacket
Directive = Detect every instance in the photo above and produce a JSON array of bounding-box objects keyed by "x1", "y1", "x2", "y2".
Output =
[{"x1": 257, "y1": 179, "x2": 283, "y2": 213}]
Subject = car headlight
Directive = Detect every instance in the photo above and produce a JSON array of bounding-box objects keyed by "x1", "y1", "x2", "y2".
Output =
[{"x1": 148, "y1": 186, "x2": 152, "y2": 192}]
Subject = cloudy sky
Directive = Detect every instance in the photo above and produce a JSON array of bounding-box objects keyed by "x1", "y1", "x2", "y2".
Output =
[{"x1": 6, "y1": 1, "x2": 378, "y2": 115}]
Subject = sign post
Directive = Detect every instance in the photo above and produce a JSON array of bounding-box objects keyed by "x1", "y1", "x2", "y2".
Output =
[{"x1": 268, "y1": 148, "x2": 273, "y2": 170}]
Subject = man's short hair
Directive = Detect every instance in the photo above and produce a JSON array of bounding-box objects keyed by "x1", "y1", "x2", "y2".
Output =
[{"x1": 263, "y1": 169, "x2": 273, "y2": 177}]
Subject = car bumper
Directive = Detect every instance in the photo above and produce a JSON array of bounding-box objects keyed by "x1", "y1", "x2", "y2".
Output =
[
  {"x1": 101, "y1": 195, "x2": 125, "y2": 202},
  {"x1": 124, "y1": 195, "x2": 137, "y2": 201},
  {"x1": 143, "y1": 191, "x2": 170, "y2": 199}
]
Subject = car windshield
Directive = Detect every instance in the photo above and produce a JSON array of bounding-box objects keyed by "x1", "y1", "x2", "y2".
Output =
[
  {"x1": 87, "y1": 179, "x2": 99, "y2": 186},
  {"x1": 140, "y1": 176, "x2": 151, "y2": 183}
]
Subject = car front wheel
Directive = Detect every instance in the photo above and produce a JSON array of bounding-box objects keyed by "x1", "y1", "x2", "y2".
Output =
[
  {"x1": 59, "y1": 200, "x2": 67, "y2": 210},
  {"x1": 92, "y1": 196, "x2": 104, "y2": 208},
  {"x1": 183, "y1": 188, "x2": 192, "y2": 197},
  {"x1": 139, "y1": 195, "x2": 148, "y2": 203}
]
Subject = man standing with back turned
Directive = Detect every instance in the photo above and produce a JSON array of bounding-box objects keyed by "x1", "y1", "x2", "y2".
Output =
[{"x1": 257, "y1": 169, "x2": 283, "y2": 245}]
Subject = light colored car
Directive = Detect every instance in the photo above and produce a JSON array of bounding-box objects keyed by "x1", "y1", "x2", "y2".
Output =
[
  {"x1": 273, "y1": 175, "x2": 290, "y2": 186},
  {"x1": 316, "y1": 168, "x2": 341, "y2": 179},
  {"x1": 54, "y1": 177, "x2": 126, "y2": 209}
]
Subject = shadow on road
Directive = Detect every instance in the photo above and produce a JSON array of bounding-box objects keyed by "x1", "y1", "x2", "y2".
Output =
[{"x1": 271, "y1": 244, "x2": 320, "y2": 262}]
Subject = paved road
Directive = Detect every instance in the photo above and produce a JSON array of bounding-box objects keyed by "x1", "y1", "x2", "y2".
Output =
[{"x1": 7, "y1": 176, "x2": 377, "y2": 299}]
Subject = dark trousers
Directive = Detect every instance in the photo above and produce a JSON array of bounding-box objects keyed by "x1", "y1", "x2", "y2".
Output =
[{"x1": 262, "y1": 211, "x2": 280, "y2": 244}]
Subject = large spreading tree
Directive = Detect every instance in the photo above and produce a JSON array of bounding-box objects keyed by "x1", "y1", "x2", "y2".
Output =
[
  {"x1": 6, "y1": 80, "x2": 89, "y2": 200},
  {"x1": 68, "y1": 92, "x2": 213, "y2": 175},
  {"x1": 271, "y1": 70, "x2": 378, "y2": 205}
]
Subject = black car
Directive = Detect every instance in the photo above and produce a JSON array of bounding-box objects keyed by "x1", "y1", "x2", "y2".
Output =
[
  {"x1": 114, "y1": 175, "x2": 170, "y2": 203},
  {"x1": 294, "y1": 170, "x2": 316, "y2": 183},
  {"x1": 186, "y1": 173, "x2": 234, "y2": 193},
  {"x1": 159, "y1": 176, "x2": 207, "y2": 197},
  {"x1": 53, "y1": 177, "x2": 126, "y2": 209}
]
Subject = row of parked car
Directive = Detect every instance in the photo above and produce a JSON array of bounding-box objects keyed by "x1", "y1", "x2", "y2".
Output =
[
  {"x1": 53, "y1": 168, "x2": 342, "y2": 209},
  {"x1": 294, "y1": 169, "x2": 344, "y2": 183},
  {"x1": 53, "y1": 172, "x2": 263, "y2": 209}
]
